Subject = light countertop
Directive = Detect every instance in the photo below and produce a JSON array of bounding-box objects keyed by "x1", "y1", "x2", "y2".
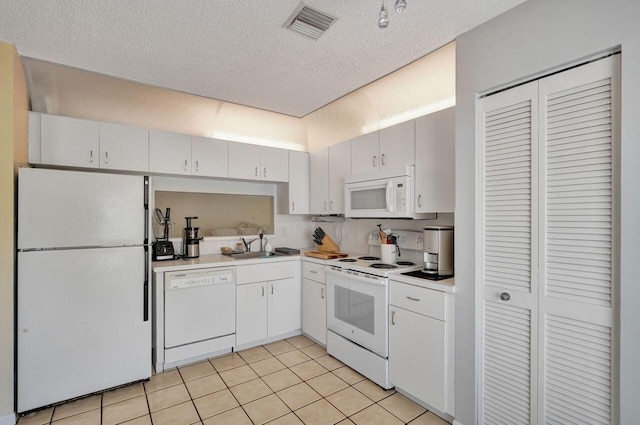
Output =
[{"x1": 152, "y1": 253, "x2": 302, "y2": 273}]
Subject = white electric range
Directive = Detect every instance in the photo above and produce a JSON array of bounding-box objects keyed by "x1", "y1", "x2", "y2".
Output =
[{"x1": 325, "y1": 230, "x2": 423, "y2": 389}]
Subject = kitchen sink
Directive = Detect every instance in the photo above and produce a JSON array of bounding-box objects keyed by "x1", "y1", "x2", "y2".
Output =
[{"x1": 223, "y1": 251, "x2": 278, "y2": 259}]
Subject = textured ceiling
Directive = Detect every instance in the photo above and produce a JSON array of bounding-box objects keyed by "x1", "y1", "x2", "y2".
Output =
[{"x1": 0, "y1": 0, "x2": 526, "y2": 117}]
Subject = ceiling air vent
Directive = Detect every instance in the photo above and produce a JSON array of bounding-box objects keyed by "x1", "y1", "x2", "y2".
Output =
[{"x1": 285, "y1": 3, "x2": 337, "y2": 40}]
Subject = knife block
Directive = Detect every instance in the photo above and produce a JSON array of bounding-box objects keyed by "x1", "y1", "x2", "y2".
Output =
[{"x1": 318, "y1": 235, "x2": 340, "y2": 252}]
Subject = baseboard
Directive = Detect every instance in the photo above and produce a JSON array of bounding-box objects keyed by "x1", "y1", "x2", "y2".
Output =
[{"x1": 0, "y1": 413, "x2": 16, "y2": 425}]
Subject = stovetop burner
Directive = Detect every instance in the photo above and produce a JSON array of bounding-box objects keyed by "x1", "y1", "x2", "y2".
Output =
[
  {"x1": 402, "y1": 269, "x2": 454, "y2": 281},
  {"x1": 370, "y1": 263, "x2": 398, "y2": 269},
  {"x1": 359, "y1": 256, "x2": 380, "y2": 261},
  {"x1": 339, "y1": 258, "x2": 357, "y2": 262},
  {"x1": 396, "y1": 261, "x2": 415, "y2": 266}
]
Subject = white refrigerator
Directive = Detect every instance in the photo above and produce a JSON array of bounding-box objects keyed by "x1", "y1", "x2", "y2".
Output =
[{"x1": 17, "y1": 167, "x2": 151, "y2": 413}]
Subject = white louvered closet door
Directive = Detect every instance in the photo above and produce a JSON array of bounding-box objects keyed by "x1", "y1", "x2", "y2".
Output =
[
  {"x1": 479, "y1": 81, "x2": 539, "y2": 425},
  {"x1": 478, "y1": 55, "x2": 620, "y2": 425},
  {"x1": 538, "y1": 55, "x2": 619, "y2": 425}
]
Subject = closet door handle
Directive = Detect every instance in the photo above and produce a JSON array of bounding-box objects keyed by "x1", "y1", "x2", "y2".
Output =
[{"x1": 500, "y1": 292, "x2": 511, "y2": 301}]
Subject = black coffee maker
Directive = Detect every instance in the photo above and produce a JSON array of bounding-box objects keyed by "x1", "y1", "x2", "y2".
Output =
[{"x1": 183, "y1": 216, "x2": 203, "y2": 258}]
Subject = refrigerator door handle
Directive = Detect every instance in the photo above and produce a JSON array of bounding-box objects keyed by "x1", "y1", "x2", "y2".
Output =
[
  {"x1": 143, "y1": 245, "x2": 149, "y2": 322},
  {"x1": 143, "y1": 177, "x2": 149, "y2": 245}
]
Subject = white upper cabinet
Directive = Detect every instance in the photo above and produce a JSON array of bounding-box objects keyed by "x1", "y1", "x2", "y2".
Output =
[
  {"x1": 350, "y1": 132, "x2": 380, "y2": 175},
  {"x1": 309, "y1": 147, "x2": 330, "y2": 214},
  {"x1": 309, "y1": 141, "x2": 351, "y2": 215},
  {"x1": 379, "y1": 120, "x2": 415, "y2": 169},
  {"x1": 228, "y1": 143, "x2": 261, "y2": 180},
  {"x1": 99, "y1": 122, "x2": 149, "y2": 172},
  {"x1": 229, "y1": 144, "x2": 288, "y2": 182},
  {"x1": 191, "y1": 136, "x2": 228, "y2": 178},
  {"x1": 414, "y1": 107, "x2": 455, "y2": 213},
  {"x1": 351, "y1": 121, "x2": 415, "y2": 175},
  {"x1": 328, "y1": 141, "x2": 351, "y2": 214},
  {"x1": 149, "y1": 130, "x2": 192, "y2": 175},
  {"x1": 278, "y1": 151, "x2": 309, "y2": 214},
  {"x1": 260, "y1": 147, "x2": 289, "y2": 182},
  {"x1": 40, "y1": 114, "x2": 99, "y2": 168}
]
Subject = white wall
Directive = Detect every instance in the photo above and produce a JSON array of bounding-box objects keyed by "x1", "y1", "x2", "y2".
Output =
[{"x1": 455, "y1": 0, "x2": 640, "y2": 424}]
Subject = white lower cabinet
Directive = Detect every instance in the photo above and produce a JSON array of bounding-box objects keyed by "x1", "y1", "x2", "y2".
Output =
[
  {"x1": 301, "y1": 260, "x2": 327, "y2": 345},
  {"x1": 235, "y1": 261, "x2": 300, "y2": 347},
  {"x1": 388, "y1": 280, "x2": 454, "y2": 416}
]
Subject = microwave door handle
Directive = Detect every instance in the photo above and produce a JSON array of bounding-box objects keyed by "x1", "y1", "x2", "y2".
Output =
[{"x1": 386, "y1": 181, "x2": 394, "y2": 213}]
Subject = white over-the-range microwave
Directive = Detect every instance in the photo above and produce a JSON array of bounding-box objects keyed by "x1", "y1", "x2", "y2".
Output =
[{"x1": 344, "y1": 166, "x2": 434, "y2": 219}]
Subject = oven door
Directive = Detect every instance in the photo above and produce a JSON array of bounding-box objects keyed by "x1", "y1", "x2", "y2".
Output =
[{"x1": 326, "y1": 268, "x2": 388, "y2": 357}]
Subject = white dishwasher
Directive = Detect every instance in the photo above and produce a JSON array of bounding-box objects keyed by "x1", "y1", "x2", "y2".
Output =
[{"x1": 164, "y1": 267, "x2": 235, "y2": 352}]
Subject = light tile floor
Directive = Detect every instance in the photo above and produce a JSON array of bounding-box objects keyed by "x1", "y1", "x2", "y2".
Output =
[{"x1": 17, "y1": 335, "x2": 451, "y2": 425}]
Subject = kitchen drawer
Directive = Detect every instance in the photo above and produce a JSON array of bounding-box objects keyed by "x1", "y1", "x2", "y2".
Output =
[
  {"x1": 237, "y1": 261, "x2": 297, "y2": 284},
  {"x1": 302, "y1": 261, "x2": 326, "y2": 283},
  {"x1": 390, "y1": 281, "x2": 446, "y2": 321}
]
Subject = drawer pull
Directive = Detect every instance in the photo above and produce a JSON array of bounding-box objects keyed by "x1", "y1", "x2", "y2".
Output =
[
  {"x1": 406, "y1": 296, "x2": 421, "y2": 302},
  {"x1": 310, "y1": 270, "x2": 317, "y2": 274}
]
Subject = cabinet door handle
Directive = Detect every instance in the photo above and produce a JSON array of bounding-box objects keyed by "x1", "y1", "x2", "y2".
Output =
[
  {"x1": 195, "y1": 160, "x2": 199, "y2": 172},
  {"x1": 381, "y1": 153, "x2": 386, "y2": 166},
  {"x1": 391, "y1": 310, "x2": 396, "y2": 325},
  {"x1": 418, "y1": 194, "x2": 422, "y2": 208},
  {"x1": 323, "y1": 201, "x2": 328, "y2": 211},
  {"x1": 105, "y1": 151, "x2": 109, "y2": 165},
  {"x1": 292, "y1": 201, "x2": 295, "y2": 211},
  {"x1": 184, "y1": 160, "x2": 188, "y2": 171},
  {"x1": 321, "y1": 288, "x2": 325, "y2": 299},
  {"x1": 271, "y1": 284, "x2": 274, "y2": 295},
  {"x1": 406, "y1": 296, "x2": 421, "y2": 302},
  {"x1": 255, "y1": 166, "x2": 258, "y2": 177},
  {"x1": 264, "y1": 167, "x2": 267, "y2": 178},
  {"x1": 329, "y1": 200, "x2": 334, "y2": 211},
  {"x1": 500, "y1": 292, "x2": 511, "y2": 301},
  {"x1": 373, "y1": 155, "x2": 377, "y2": 167},
  {"x1": 261, "y1": 286, "x2": 265, "y2": 297},
  {"x1": 90, "y1": 150, "x2": 93, "y2": 163}
]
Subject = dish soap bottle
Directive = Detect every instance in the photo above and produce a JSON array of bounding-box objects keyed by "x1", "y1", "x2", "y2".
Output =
[{"x1": 264, "y1": 237, "x2": 273, "y2": 253}]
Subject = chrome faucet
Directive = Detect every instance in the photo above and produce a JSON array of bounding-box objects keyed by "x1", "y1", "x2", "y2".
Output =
[{"x1": 241, "y1": 237, "x2": 259, "y2": 252}]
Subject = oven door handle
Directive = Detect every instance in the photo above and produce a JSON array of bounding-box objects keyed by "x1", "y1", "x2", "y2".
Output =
[{"x1": 327, "y1": 268, "x2": 386, "y2": 285}]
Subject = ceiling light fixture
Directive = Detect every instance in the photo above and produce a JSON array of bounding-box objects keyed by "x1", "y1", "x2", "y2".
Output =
[
  {"x1": 378, "y1": 0, "x2": 407, "y2": 29},
  {"x1": 378, "y1": 2, "x2": 389, "y2": 29}
]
